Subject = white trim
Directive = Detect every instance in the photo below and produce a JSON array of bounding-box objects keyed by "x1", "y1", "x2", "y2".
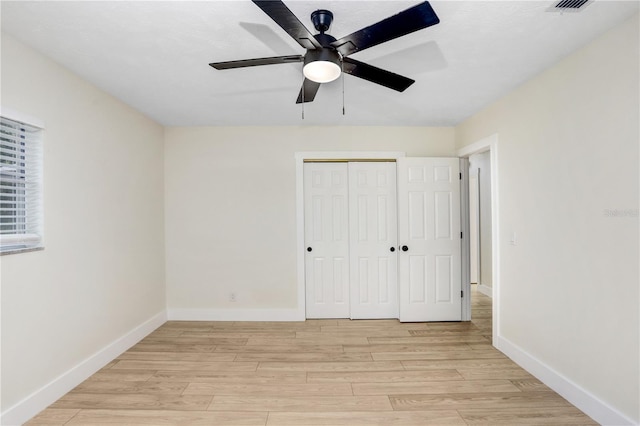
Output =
[
  {"x1": 456, "y1": 133, "x2": 499, "y2": 343},
  {"x1": 0, "y1": 106, "x2": 45, "y2": 129},
  {"x1": 459, "y1": 158, "x2": 471, "y2": 321},
  {"x1": 0, "y1": 311, "x2": 166, "y2": 426},
  {"x1": 457, "y1": 134, "x2": 497, "y2": 158},
  {"x1": 168, "y1": 308, "x2": 303, "y2": 322},
  {"x1": 477, "y1": 283, "x2": 493, "y2": 298},
  {"x1": 294, "y1": 152, "x2": 406, "y2": 162},
  {"x1": 495, "y1": 335, "x2": 636, "y2": 426},
  {"x1": 295, "y1": 151, "x2": 406, "y2": 320}
]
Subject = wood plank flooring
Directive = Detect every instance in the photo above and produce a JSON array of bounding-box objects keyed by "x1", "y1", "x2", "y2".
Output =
[{"x1": 26, "y1": 286, "x2": 596, "y2": 425}]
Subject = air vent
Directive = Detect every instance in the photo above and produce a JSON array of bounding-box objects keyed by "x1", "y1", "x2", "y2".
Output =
[{"x1": 553, "y1": 0, "x2": 591, "y2": 10}]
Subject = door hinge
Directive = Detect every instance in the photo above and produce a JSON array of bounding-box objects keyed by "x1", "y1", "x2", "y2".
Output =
[
  {"x1": 461, "y1": 290, "x2": 464, "y2": 298},
  {"x1": 459, "y1": 172, "x2": 462, "y2": 180},
  {"x1": 460, "y1": 231, "x2": 463, "y2": 239}
]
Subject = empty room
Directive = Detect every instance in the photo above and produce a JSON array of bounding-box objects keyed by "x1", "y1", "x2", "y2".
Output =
[{"x1": 1, "y1": 1, "x2": 638, "y2": 425}]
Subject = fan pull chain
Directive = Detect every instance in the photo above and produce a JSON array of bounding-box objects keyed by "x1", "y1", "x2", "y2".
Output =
[{"x1": 301, "y1": 76, "x2": 305, "y2": 120}]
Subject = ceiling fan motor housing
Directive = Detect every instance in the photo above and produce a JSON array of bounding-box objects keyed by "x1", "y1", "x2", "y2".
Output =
[{"x1": 314, "y1": 32, "x2": 338, "y2": 48}]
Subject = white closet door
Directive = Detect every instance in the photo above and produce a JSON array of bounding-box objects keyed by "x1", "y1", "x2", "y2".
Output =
[
  {"x1": 348, "y1": 162, "x2": 398, "y2": 319},
  {"x1": 397, "y1": 158, "x2": 462, "y2": 322},
  {"x1": 304, "y1": 162, "x2": 350, "y2": 318}
]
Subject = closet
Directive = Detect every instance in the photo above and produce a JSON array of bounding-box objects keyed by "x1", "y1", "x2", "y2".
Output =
[{"x1": 303, "y1": 157, "x2": 461, "y2": 322}]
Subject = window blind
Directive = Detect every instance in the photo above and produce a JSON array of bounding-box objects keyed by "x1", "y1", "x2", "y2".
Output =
[{"x1": 0, "y1": 116, "x2": 43, "y2": 251}]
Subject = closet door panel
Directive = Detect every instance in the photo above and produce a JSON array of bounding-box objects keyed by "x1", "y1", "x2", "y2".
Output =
[
  {"x1": 349, "y1": 162, "x2": 398, "y2": 319},
  {"x1": 304, "y1": 163, "x2": 350, "y2": 318}
]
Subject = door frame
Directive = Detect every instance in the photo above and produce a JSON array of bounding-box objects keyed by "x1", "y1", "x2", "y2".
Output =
[
  {"x1": 457, "y1": 134, "x2": 499, "y2": 343},
  {"x1": 460, "y1": 157, "x2": 471, "y2": 321},
  {"x1": 295, "y1": 151, "x2": 406, "y2": 319}
]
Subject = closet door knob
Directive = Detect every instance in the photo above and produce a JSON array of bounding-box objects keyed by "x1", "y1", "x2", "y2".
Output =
[
  {"x1": 307, "y1": 247, "x2": 312, "y2": 252},
  {"x1": 401, "y1": 245, "x2": 409, "y2": 252},
  {"x1": 390, "y1": 247, "x2": 395, "y2": 252}
]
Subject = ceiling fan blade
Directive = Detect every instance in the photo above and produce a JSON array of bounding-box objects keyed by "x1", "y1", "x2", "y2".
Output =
[
  {"x1": 209, "y1": 55, "x2": 303, "y2": 70},
  {"x1": 331, "y1": 2, "x2": 439, "y2": 57},
  {"x1": 252, "y1": 0, "x2": 322, "y2": 50},
  {"x1": 342, "y1": 57, "x2": 415, "y2": 92},
  {"x1": 296, "y1": 78, "x2": 321, "y2": 104}
]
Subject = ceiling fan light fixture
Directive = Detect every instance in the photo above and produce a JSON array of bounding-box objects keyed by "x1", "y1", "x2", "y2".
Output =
[
  {"x1": 303, "y1": 61, "x2": 341, "y2": 83},
  {"x1": 303, "y1": 49, "x2": 341, "y2": 83}
]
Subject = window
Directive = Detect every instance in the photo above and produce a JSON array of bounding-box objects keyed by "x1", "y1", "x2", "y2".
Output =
[{"x1": 0, "y1": 116, "x2": 43, "y2": 253}]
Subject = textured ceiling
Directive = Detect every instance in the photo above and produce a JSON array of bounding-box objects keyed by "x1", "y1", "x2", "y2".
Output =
[{"x1": 1, "y1": 1, "x2": 638, "y2": 126}]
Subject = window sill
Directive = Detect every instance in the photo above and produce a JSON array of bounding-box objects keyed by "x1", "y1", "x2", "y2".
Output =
[{"x1": 0, "y1": 246, "x2": 44, "y2": 256}]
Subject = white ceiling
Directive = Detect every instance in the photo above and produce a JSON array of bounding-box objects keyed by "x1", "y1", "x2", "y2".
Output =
[{"x1": 1, "y1": 1, "x2": 638, "y2": 126}]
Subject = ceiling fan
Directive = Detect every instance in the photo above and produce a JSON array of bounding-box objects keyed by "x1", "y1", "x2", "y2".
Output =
[{"x1": 209, "y1": 1, "x2": 440, "y2": 104}]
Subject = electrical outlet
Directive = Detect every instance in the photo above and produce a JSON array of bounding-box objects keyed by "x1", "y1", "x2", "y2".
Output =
[{"x1": 229, "y1": 292, "x2": 237, "y2": 302}]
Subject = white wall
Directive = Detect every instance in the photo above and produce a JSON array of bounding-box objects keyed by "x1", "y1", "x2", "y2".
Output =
[
  {"x1": 469, "y1": 151, "x2": 492, "y2": 289},
  {"x1": 456, "y1": 14, "x2": 639, "y2": 424},
  {"x1": 0, "y1": 34, "x2": 166, "y2": 419},
  {"x1": 164, "y1": 127, "x2": 455, "y2": 314}
]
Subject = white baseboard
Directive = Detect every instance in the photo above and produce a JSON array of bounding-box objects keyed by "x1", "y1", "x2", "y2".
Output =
[
  {"x1": 477, "y1": 283, "x2": 492, "y2": 297},
  {"x1": 167, "y1": 308, "x2": 304, "y2": 322},
  {"x1": 495, "y1": 335, "x2": 637, "y2": 426},
  {"x1": 0, "y1": 311, "x2": 167, "y2": 426}
]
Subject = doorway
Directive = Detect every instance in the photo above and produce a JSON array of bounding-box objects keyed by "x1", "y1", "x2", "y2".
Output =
[
  {"x1": 469, "y1": 171, "x2": 479, "y2": 285},
  {"x1": 457, "y1": 135, "x2": 499, "y2": 342},
  {"x1": 468, "y1": 151, "x2": 492, "y2": 298}
]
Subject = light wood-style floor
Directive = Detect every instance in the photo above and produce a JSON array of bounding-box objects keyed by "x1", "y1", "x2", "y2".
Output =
[{"x1": 27, "y1": 286, "x2": 596, "y2": 425}]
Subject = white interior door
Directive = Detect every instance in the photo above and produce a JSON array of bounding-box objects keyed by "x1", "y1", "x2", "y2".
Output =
[
  {"x1": 348, "y1": 162, "x2": 398, "y2": 319},
  {"x1": 397, "y1": 158, "x2": 462, "y2": 322},
  {"x1": 304, "y1": 162, "x2": 350, "y2": 318}
]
